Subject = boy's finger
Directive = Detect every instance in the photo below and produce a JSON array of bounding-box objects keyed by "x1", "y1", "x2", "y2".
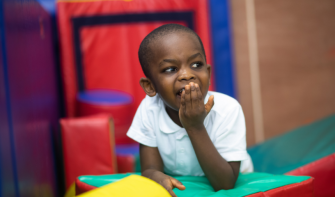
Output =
[
  {"x1": 184, "y1": 85, "x2": 191, "y2": 110},
  {"x1": 195, "y1": 83, "x2": 203, "y2": 101},
  {"x1": 180, "y1": 89, "x2": 185, "y2": 108},
  {"x1": 171, "y1": 177, "x2": 186, "y2": 190},
  {"x1": 161, "y1": 180, "x2": 177, "y2": 197},
  {"x1": 194, "y1": 83, "x2": 202, "y2": 108},
  {"x1": 167, "y1": 188, "x2": 178, "y2": 197},
  {"x1": 179, "y1": 90, "x2": 186, "y2": 118},
  {"x1": 190, "y1": 82, "x2": 198, "y2": 107},
  {"x1": 205, "y1": 95, "x2": 214, "y2": 114}
]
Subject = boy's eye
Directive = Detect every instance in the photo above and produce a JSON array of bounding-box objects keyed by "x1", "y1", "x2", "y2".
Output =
[
  {"x1": 164, "y1": 67, "x2": 177, "y2": 72},
  {"x1": 191, "y1": 62, "x2": 203, "y2": 68}
]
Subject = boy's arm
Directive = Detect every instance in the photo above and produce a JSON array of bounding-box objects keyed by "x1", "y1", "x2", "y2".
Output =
[
  {"x1": 179, "y1": 82, "x2": 240, "y2": 191},
  {"x1": 186, "y1": 127, "x2": 240, "y2": 190},
  {"x1": 140, "y1": 144, "x2": 186, "y2": 197}
]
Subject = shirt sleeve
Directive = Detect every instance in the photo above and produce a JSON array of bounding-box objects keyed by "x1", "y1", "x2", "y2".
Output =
[
  {"x1": 213, "y1": 103, "x2": 249, "y2": 162},
  {"x1": 126, "y1": 97, "x2": 157, "y2": 147}
]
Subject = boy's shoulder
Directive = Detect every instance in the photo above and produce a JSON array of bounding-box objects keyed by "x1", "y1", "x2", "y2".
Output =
[
  {"x1": 208, "y1": 91, "x2": 242, "y2": 115},
  {"x1": 140, "y1": 94, "x2": 163, "y2": 110}
]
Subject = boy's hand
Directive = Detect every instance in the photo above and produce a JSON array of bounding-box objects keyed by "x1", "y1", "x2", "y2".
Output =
[
  {"x1": 179, "y1": 82, "x2": 214, "y2": 131},
  {"x1": 150, "y1": 170, "x2": 185, "y2": 197}
]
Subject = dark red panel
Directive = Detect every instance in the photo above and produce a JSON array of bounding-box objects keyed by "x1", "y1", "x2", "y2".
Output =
[
  {"x1": 286, "y1": 153, "x2": 335, "y2": 197},
  {"x1": 1, "y1": 0, "x2": 60, "y2": 195},
  {"x1": 60, "y1": 114, "x2": 117, "y2": 189}
]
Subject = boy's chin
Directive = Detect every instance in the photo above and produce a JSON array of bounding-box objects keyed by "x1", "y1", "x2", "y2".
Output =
[{"x1": 164, "y1": 103, "x2": 180, "y2": 112}]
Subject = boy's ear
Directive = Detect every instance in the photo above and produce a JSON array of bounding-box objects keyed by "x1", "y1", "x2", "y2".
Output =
[
  {"x1": 139, "y1": 77, "x2": 156, "y2": 97},
  {"x1": 207, "y1": 64, "x2": 212, "y2": 84}
]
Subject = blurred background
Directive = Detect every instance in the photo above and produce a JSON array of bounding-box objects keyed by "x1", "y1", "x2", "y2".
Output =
[{"x1": 0, "y1": 0, "x2": 334, "y2": 196}]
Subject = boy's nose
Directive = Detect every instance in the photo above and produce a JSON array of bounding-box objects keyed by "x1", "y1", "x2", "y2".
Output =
[{"x1": 177, "y1": 68, "x2": 195, "y2": 81}]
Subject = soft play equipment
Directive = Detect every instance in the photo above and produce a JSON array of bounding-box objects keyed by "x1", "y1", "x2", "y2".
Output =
[
  {"x1": 57, "y1": 0, "x2": 214, "y2": 118},
  {"x1": 75, "y1": 172, "x2": 313, "y2": 197},
  {"x1": 248, "y1": 114, "x2": 335, "y2": 197},
  {"x1": 60, "y1": 114, "x2": 117, "y2": 189},
  {"x1": 77, "y1": 175, "x2": 170, "y2": 197},
  {"x1": 77, "y1": 90, "x2": 134, "y2": 144},
  {"x1": 115, "y1": 144, "x2": 141, "y2": 173},
  {"x1": 286, "y1": 153, "x2": 335, "y2": 197}
]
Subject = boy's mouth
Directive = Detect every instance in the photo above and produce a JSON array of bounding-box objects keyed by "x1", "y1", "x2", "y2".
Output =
[{"x1": 176, "y1": 88, "x2": 185, "y2": 96}]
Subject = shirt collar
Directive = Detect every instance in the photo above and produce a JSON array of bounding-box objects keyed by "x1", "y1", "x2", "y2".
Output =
[
  {"x1": 158, "y1": 92, "x2": 211, "y2": 134},
  {"x1": 159, "y1": 104, "x2": 181, "y2": 134}
]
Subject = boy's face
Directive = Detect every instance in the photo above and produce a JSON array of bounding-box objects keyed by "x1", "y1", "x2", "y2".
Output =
[{"x1": 147, "y1": 31, "x2": 211, "y2": 111}]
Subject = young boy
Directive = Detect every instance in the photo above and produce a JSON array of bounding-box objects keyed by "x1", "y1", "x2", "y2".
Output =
[{"x1": 127, "y1": 24, "x2": 253, "y2": 196}]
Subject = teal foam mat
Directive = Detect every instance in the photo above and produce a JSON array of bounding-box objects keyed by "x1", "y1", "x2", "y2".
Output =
[
  {"x1": 248, "y1": 114, "x2": 335, "y2": 174},
  {"x1": 79, "y1": 172, "x2": 310, "y2": 197}
]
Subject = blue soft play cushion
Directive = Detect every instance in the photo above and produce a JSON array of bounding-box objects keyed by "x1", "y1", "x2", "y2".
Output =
[
  {"x1": 77, "y1": 90, "x2": 133, "y2": 105},
  {"x1": 115, "y1": 144, "x2": 139, "y2": 156}
]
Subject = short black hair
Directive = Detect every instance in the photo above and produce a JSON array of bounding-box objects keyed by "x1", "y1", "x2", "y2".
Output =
[{"x1": 138, "y1": 24, "x2": 206, "y2": 78}]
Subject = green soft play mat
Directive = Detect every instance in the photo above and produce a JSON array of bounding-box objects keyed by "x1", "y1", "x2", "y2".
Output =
[
  {"x1": 78, "y1": 172, "x2": 310, "y2": 197},
  {"x1": 248, "y1": 114, "x2": 335, "y2": 174}
]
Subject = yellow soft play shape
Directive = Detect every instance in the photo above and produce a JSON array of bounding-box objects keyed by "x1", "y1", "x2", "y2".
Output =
[{"x1": 77, "y1": 174, "x2": 170, "y2": 197}]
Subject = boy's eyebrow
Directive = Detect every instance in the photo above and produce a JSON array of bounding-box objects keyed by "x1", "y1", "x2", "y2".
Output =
[
  {"x1": 159, "y1": 59, "x2": 178, "y2": 67},
  {"x1": 187, "y1": 53, "x2": 202, "y2": 62},
  {"x1": 159, "y1": 53, "x2": 203, "y2": 67}
]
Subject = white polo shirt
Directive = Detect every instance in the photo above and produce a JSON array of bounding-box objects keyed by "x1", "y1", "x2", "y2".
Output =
[{"x1": 127, "y1": 91, "x2": 253, "y2": 176}]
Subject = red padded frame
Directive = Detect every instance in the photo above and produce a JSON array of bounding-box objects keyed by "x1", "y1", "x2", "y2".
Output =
[
  {"x1": 75, "y1": 177, "x2": 98, "y2": 195},
  {"x1": 57, "y1": 0, "x2": 214, "y2": 117},
  {"x1": 286, "y1": 153, "x2": 335, "y2": 197},
  {"x1": 60, "y1": 114, "x2": 117, "y2": 189}
]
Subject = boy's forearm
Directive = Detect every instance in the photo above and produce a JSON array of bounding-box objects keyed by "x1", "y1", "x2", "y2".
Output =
[
  {"x1": 179, "y1": 82, "x2": 239, "y2": 189},
  {"x1": 187, "y1": 125, "x2": 239, "y2": 191},
  {"x1": 140, "y1": 144, "x2": 164, "y2": 177}
]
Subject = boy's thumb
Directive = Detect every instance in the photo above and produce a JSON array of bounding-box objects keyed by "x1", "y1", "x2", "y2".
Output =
[
  {"x1": 171, "y1": 178, "x2": 186, "y2": 190},
  {"x1": 205, "y1": 95, "x2": 214, "y2": 114}
]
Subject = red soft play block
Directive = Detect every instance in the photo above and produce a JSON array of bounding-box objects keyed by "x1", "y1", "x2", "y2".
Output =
[
  {"x1": 57, "y1": 0, "x2": 214, "y2": 117},
  {"x1": 116, "y1": 155, "x2": 135, "y2": 173},
  {"x1": 60, "y1": 114, "x2": 117, "y2": 189},
  {"x1": 286, "y1": 153, "x2": 335, "y2": 197},
  {"x1": 75, "y1": 177, "x2": 97, "y2": 195},
  {"x1": 77, "y1": 100, "x2": 134, "y2": 144},
  {"x1": 247, "y1": 178, "x2": 314, "y2": 197}
]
